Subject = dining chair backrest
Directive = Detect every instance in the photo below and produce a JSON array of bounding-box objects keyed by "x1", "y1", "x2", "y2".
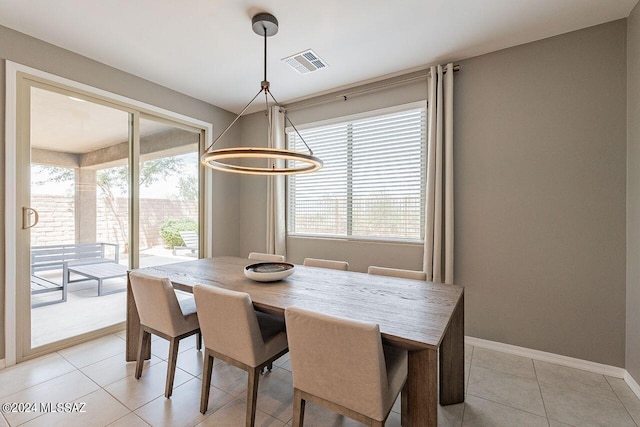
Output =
[
  {"x1": 303, "y1": 258, "x2": 349, "y2": 271},
  {"x1": 285, "y1": 306, "x2": 391, "y2": 421},
  {"x1": 248, "y1": 252, "x2": 285, "y2": 262},
  {"x1": 367, "y1": 266, "x2": 427, "y2": 281},
  {"x1": 129, "y1": 272, "x2": 192, "y2": 337},
  {"x1": 193, "y1": 285, "x2": 266, "y2": 367}
]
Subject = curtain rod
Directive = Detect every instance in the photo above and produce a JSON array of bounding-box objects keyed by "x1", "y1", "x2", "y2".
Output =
[{"x1": 284, "y1": 64, "x2": 460, "y2": 112}]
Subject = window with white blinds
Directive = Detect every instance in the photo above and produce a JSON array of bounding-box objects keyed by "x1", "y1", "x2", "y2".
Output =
[{"x1": 287, "y1": 102, "x2": 426, "y2": 242}]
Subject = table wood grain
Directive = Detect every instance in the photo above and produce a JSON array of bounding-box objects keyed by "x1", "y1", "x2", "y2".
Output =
[{"x1": 126, "y1": 256, "x2": 464, "y2": 426}]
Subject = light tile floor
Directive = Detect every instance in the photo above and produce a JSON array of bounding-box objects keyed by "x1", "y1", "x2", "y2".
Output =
[{"x1": 1, "y1": 333, "x2": 640, "y2": 426}]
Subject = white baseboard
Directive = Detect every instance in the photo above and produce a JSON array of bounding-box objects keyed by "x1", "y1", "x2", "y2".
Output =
[
  {"x1": 466, "y1": 336, "x2": 640, "y2": 401},
  {"x1": 0, "y1": 359, "x2": 5, "y2": 370},
  {"x1": 625, "y1": 371, "x2": 640, "y2": 400},
  {"x1": 465, "y1": 336, "x2": 627, "y2": 378}
]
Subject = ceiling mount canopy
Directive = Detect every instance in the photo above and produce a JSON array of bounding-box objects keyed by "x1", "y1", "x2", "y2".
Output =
[
  {"x1": 251, "y1": 12, "x2": 278, "y2": 37},
  {"x1": 201, "y1": 12, "x2": 323, "y2": 176}
]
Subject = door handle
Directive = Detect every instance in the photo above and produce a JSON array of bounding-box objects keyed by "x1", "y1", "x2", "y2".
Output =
[{"x1": 22, "y1": 207, "x2": 39, "y2": 229}]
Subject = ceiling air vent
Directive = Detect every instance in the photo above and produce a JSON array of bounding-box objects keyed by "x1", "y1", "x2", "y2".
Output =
[{"x1": 282, "y1": 49, "x2": 327, "y2": 74}]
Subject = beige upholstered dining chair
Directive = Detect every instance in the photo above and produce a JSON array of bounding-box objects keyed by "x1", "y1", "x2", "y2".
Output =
[
  {"x1": 129, "y1": 272, "x2": 201, "y2": 398},
  {"x1": 248, "y1": 252, "x2": 285, "y2": 262},
  {"x1": 303, "y1": 257, "x2": 349, "y2": 271},
  {"x1": 367, "y1": 265, "x2": 427, "y2": 281},
  {"x1": 193, "y1": 285, "x2": 289, "y2": 426},
  {"x1": 285, "y1": 306, "x2": 407, "y2": 427}
]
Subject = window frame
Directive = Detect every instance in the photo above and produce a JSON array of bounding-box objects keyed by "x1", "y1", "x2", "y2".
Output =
[{"x1": 286, "y1": 100, "x2": 427, "y2": 244}]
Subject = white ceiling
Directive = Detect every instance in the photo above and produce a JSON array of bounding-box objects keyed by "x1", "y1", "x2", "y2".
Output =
[
  {"x1": 31, "y1": 87, "x2": 127, "y2": 152},
  {"x1": 31, "y1": 87, "x2": 169, "y2": 153},
  {"x1": 1, "y1": 0, "x2": 637, "y2": 114}
]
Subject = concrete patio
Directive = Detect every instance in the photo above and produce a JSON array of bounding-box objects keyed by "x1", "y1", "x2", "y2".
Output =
[{"x1": 30, "y1": 247, "x2": 196, "y2": 348}]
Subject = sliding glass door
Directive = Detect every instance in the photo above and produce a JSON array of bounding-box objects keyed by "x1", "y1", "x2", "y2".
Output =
[
  {"x1": 24, "y1": 84, "x2": 131, "y2": 351},
  {"x1": 15, "y1": 76, "x2": 204, "y2": 361}
]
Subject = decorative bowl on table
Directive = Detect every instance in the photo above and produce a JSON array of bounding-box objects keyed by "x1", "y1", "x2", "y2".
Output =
[{"x1": 244, "y1": 262, "x2": 295, "y2": 282}]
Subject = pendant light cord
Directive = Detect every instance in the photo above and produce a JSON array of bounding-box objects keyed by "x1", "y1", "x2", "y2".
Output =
[
  {"x1": 200, "y1": 12, "x2": 323, "y2": 175},
  {"x1": 266, "y1": 89, "x2": 313, "y2": 155},
  {"x1": 203, "y1": 87, "x2": 263, "y2": 152},
  {"x1": 206, "y1": 19, "x2": 315, "y2": 156},
  {"x1": 264, "y1": 28, "x2": 267, "y2": 83}
]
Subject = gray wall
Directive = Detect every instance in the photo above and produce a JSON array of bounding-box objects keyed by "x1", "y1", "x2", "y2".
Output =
[
  {"x1": 238, "y1": 20, "x2": 628, "y2": 366},
  {"x1": 0, "y1": 25, "x2": 241, "y2": 360},
  {"x1": 457, "y1": 20, "x2": 627, "y2": 367},
  {"x1": 627, "y1": 3, "x2": 640, "y2": 381}
]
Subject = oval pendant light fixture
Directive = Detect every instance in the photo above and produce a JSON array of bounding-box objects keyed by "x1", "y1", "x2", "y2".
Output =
[{"x1": 201, "y1": 13, "x2": 323, "y2": 175}]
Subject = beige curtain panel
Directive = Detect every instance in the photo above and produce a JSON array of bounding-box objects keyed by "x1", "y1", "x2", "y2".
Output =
[
  {"x1": 424, "y1": 63, "x2": 454, "y2": 284},
  {"x1": 266, "y1": 105, "x2": 287, "y2": 257}
]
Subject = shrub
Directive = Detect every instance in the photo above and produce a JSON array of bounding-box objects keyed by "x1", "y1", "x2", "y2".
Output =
[{"x1": 159, "y1": 217, "x2": 198, "y2": 248}]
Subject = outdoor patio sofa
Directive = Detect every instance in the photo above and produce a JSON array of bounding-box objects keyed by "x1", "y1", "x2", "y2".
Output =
[{"x1": 30, "y1": 242, "x2": 122, "y2": 307}]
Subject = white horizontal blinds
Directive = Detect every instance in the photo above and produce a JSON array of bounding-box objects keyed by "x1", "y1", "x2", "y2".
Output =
[
  {"x1": 288, "y1": 105, "x2": 426, "y2": 241},
  {"x1": 288, "y1": 123, "x2": 349, "y2": 236},
  {"x1": 351, "y1": 109, "x2": 426, "y2": 240},
  {"x1": 288, "y1": 124, "x2": 347, "y2": 236}
]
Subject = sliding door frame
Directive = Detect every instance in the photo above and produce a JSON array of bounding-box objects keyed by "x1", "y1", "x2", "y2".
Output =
[{"x1": 4, "y1": 61, "x2": 213, "y2": 365}]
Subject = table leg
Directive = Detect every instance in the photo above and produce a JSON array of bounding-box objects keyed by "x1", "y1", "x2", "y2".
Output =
[
  {"x1": 126, "y1": 273, "x2": 150, "y2": 362},
  {"x1": 405, "y1": 348, "x2": 438, "y2": 426},
  {"x1": 439, "y1": 292, "x2": 465, "y2": 405}
]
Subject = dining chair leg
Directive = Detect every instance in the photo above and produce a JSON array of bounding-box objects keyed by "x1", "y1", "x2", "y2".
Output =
[
  {"x1": 196, "y1": 331, "x2": 202, "y2": 350},
  {"x1": 135, "y1": 329, "x2": 150, "y2": 379},
  {"x1": 200, "y1": 349, "x2": 215, "y2": 414},
  {"x1": 292, "y1": 388, "x2": 305, "y2": 427},
  {"x1": 401, "y1": 382, "x2": 408, "y2": 427},
  {"x1": 165, "y1": 338, "x2": 180, "y2": 398},
  {"x1": 246, "y1": 367, "x2": 260, "y2": 427}
]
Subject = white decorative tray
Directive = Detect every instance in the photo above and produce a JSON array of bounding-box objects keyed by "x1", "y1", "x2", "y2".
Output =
[{"x1": 244, "y1": 262, "x2": 295, "y2": 282}]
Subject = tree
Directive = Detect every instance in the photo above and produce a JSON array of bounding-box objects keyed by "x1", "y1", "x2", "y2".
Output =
[
  {"x1": 96, "y1": 158, "x2": 185, "y2": 252},
  {"x1": 34, "y1": 157, "x2": 187, "y2": 252},
  {"x1": 32, "y1": 165, "x2": 74, "y2": 183},
  {"x1": 177, "y1": 175, "x2": 198, "y2": 201}
]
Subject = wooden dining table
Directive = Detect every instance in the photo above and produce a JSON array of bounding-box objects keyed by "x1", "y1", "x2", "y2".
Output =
[{"x1": 125, "y1": 256, "x2": 465, "y2": 426}]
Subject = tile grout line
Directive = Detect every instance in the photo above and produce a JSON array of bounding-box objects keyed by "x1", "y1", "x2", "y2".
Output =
[
  {"x1": 532, "y1": 357, "x2": 552, "y2": 426},
  {"x1": 6, "y1": 367, "x2": 100, "y2": 427},
  {"x1": 55, "y1": 354, "x2": 138, "y2": 425},
  {"x1": 0, "y1": 371, "x2": 75, "y2": 402},
  {"x1": 98, "y1": 357, "x2": 193, "y2": 413},
  {"x1": 55, "y1": 337, "x2": 126, "y2": 371},
  {"x1": 21, "y1": 339, "x2": 301, "y2": 424},
  {"x1": 76, "y1": 363, "x2": 123, "y2": 406},
  {"x1": 464, "y1": 391, "x2": 549, "y2": 420},
  {"x1": 470, "y1": 349, "x2": 544, "y2": 382},
  {"x1": 459, "y1": 344, "x2": 474, "y2": 426},
  {"x1": 604, "y1": 375, "x2": 640, "y2": 427},
  {"x1": 125, "y1": 366, "x2": 200, "y2": 412},
  {"x1": 532, "y1": 358, "x2": 627, "y2": 403},
  {"x1": 535, "y1": 377, "x2": 625, "y2": 404},
  {"x1": 210, "y1": 394, "x2": 285, "y2": 426},
  {"x1": 467, "y1": 357, "x2": 553, "y2": 419},
  {"x1": 0, "y1": 358, "x2": 79, "y2": 399},
  {"x1": 466, "y1": 336, "x2": 626, "y2": 379},
  {"x1": 108, "y1": 411, "x2": 151, "y2": 427},
  {"x1": 1, "y1": 412, "x2": 10, "y2": 427}
]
